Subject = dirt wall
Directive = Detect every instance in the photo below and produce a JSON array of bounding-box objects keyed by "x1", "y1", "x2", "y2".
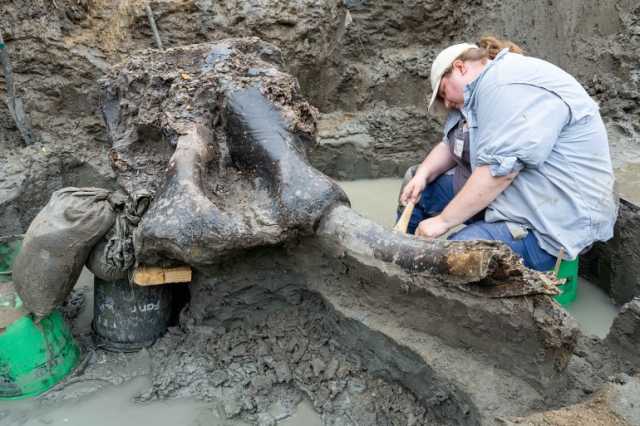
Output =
[{"x1": 468, "y1": 0, "x2": 640, "y2": 168}]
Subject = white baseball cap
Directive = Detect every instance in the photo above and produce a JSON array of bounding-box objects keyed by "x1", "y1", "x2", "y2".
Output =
[{"x1": 428, "y1": 43, "x2": 478, "y2": 117}]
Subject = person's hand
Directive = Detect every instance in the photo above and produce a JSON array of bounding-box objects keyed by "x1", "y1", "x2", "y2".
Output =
[
  {"x1": 400, "y1": 174, "x2": 427, "y2": 205},
  {"x1": 415, "y1": 216, "x2": 450, "y2": 239}
]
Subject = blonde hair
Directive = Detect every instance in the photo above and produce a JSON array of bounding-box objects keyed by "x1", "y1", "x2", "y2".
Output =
[{"x1": 443, "y1": 36, "x2": 524, "y2": 75}]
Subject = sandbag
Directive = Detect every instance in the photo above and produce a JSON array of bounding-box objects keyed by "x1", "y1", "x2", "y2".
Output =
[
  {"x1": 86, "y1": 190, "x2": 151, "y2": 281},
  {"x1": 86, "y1": 239, "x2": 129, "y2": 281},
  {"x1": 13, "y1": 188, "x2": 115, "y2": 318}
]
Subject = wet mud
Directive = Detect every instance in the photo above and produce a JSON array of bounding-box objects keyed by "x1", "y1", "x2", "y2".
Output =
[{"x1": 144, "y1": 291, "x2": 435, "y2": 425}]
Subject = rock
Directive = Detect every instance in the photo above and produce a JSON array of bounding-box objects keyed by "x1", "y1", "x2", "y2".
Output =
[
  {"x1": 209, "y1": 370, "x2": 228, "y2": 387},
  {"x1": 256, "y1": 339, "x2": 271, "y2": 356},
  {"x1": 503, "y1": 376, "x2": 640, "y2": 426},
  {"x1": 582, "y1": 199, "x2": 640, "y2": 305},
  {"x1": 291, "y1": 338, "x2": 309, "y2": 363},
  {"x1": 348, "y1": 378, "x2": 367, "y2": 394},
  {"x1": 267, "y1": 400, "x2": 297, "y2": 421},
  {"x1": 325, "y1": 358, "x2": 340, "y2": 380},
  {"x1": 256, "y1": 412, "x2": 276, "y2": 426},
  {"x1": 251, "y1": 374, "x2": 275, "y2": 391},
  {"x1": 274, "y1": 361, "x2": 292, "y2": 383},
  {"x1": 311, "y1": 358, "x2": 326, "y2": 377},
  {"x1": 231, "y1": 343, "x2": 248, "y2": 358},
  {"x1": 605, "y1": 297, "x2": 640, "y2": 367},
  {"x1": 221, "y1": 393, "x2": 243, "y2": 418}
]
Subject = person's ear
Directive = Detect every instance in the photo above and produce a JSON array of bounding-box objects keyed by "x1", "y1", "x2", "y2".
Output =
[{"x1": 452, "y1": 59, "x2": 466, "y2": 75}]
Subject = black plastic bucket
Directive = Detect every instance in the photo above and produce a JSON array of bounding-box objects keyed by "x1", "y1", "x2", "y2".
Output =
[{"x1": 93, "y1": 277, "x2": 173, "y2": 352}]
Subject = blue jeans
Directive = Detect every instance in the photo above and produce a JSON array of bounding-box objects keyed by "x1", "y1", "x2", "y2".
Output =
[{"x1": 403, "y1": 174, "x2": 556, "y2": 272}]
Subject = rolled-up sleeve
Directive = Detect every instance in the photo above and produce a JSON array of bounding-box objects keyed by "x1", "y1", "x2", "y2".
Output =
[{"x1": 474, "y1": 83, "x2": 570, "y2": 176}]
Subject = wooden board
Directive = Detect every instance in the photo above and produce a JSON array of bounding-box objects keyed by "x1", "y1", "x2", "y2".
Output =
[{"x1": 133, "y1": 265, "x2": 192, "y2": 286}]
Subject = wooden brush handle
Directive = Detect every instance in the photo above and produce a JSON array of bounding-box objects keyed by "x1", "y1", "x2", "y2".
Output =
[
  {"x1": 552, "y1": 247, "x2": 565, "y2": 276},
  {"x1": 393, "y1": 201, "x2": 415, "y2": 234}
]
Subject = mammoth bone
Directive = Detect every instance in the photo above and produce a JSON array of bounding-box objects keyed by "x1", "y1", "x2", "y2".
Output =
[{"x1": 98, "y1": 39, "x2": 579, "y2": 408}]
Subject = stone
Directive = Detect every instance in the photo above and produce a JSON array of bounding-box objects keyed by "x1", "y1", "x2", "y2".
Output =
[
  {"x1": 325, "y1": 358, "x2": 340, "y2": 380},
  {"x1": 222, "y1": 396, "x2": 243, "y2": 418},
  {"x1": 503, "y1": 375, "x2": 640, "y2": 426},
  {"x1": 605, "y1": 297, "x2": 640, "y2": 367},
  {"x1": 209, "y1": 370, "x2": 228, "y2": 387},
  {"x1": 582, "y1": 199, "x2": 640, "y2": 305},
  {"x1": 274, "y1": 361, "x2": 292, "y2": 383},
  {"x1": 256, "y1": 412, "x2": 276, "y2": 426},
  {"x1": 311, "y1": 358, "x2": 326, "y2": 377}
]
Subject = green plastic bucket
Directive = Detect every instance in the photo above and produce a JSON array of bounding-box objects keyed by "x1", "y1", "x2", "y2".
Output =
[
  {"x1": 554, "y1": 257, "x2": 579, "y2": 306},
  {"x1": 0, "y1": 310, "x2": 80, "y2": 399},
  {"x1": 0, "y1": 237, "x2": 80, "y2": 400}
]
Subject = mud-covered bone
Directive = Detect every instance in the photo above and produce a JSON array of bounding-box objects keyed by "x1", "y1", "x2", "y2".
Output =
[
  {"x1": 100, "y1": 38, "x2": 347, "y2": 265},
  {"x1": 319, "y1": 205, "x2": 560, "y2": 297}
]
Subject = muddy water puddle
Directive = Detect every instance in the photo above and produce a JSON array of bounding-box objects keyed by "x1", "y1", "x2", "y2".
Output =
[
  {"x1": 338, "y1": 178, "x2": 402, "y2": 228},
  {"x1": 337, "y1": 178, "x2": 619, "y2": 338},
  {"x1": 1, "y1": 376, "x2": 320, "y2": 426},
  {"x1": 565, "y1": 278, "x2": 619, "y2": 338},
  {"x1": 1, "y1": 377, "x2": 220, "y2": 426}
]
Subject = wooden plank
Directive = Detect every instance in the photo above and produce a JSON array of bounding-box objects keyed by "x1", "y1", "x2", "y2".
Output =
[
  {"x1": 134, "y1": 266, "x2": 164, "y2": 285},
  {"x1": 133, "y1": 265, "x2": 192, "y2": 286},
  {"x1": 164, "y1": 266, "x2": 192, "y2": 283}
]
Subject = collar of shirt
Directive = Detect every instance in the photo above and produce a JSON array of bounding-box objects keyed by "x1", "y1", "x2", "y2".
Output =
[
  {"x1": 443, "y1": 109, "x2": 464, "y2": 136},
  {"x1": 463, "y1": 48, "x2": 510, "y2": 111}
]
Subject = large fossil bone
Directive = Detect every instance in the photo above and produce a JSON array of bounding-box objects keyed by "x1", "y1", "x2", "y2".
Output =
[{"x1": 101, "y1": 39, "x2": 348, "y2": 265}]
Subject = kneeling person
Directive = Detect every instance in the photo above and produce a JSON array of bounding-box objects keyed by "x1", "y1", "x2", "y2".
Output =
[{"x1": 400, "y1": 37, "x2": 617, "y2": 272}]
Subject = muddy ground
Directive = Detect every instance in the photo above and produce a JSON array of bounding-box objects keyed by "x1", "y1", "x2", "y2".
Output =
[
  {"x1": 2, "y1": 0, "x2": 640, "y2": 301},
  {"x1": 28, "y1": 272, "x2": 436, "y2": 426}
]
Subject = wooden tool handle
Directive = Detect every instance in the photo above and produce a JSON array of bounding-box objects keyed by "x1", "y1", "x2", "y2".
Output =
[
  {"x1": 393, "y1": 201, "x2": 415, "y2": 234},
  {"x1": 552, "y1": 247, "x2": 565, "y2": 277}
]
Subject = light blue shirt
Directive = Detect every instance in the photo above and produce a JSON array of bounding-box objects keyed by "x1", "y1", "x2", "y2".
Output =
[{"x1": 444, "y1": 49, "x2": 617, "y2": 259}]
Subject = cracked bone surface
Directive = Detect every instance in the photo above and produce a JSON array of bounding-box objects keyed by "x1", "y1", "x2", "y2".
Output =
[{"x1": 99, "y1": 38, "x2": 580, "y2": 422}]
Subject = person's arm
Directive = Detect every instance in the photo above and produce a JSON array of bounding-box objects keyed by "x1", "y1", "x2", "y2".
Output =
[
  {"x1": 400, "y1": 142, "x2": 456, "y2": 205},
  {"x1": 415, "y1": 165, "x2": 517, "y2": 238},
  {"x1": 417, "y1": 141, "x2": 458, "y2": 184}
]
